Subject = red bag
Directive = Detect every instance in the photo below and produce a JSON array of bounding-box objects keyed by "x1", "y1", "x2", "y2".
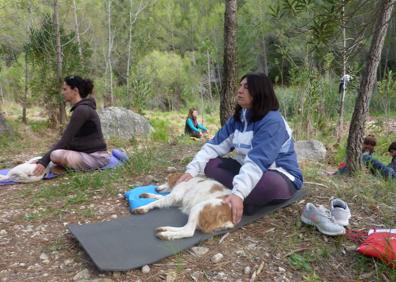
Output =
[{"x1": 357, "y1": 231, "x2": 396, "y2": 268}]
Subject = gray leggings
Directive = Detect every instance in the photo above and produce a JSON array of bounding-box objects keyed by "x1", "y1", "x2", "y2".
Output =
[
  {"x1": 50, "y1": 149, "x2": 110, "y2": 171},
  {"x1": 204, "y1": 157, "x2": 297, "y2": 214}
]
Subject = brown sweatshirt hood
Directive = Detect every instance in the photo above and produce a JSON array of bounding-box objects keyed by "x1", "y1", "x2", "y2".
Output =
[{"x1": 70, "y1": 97, "x2": 97, "y2": 112}]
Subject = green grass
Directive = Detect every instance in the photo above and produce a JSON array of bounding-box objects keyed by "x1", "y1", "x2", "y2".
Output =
[
  {"x1": 288, "y1": 253, "x2": 313, "y2": 272},
  {"x1": 150, "y1": 118, "x2": 171, "y2": 142},
  {"x1": 30, "y1": 120, "x2": 49, "y2": 133},
  {"x1": 20, "y1": 146, "x2": 165, "y2": 222},
  {"x1": 301, "y1": 161, "x2": 396, "y2": 280}
]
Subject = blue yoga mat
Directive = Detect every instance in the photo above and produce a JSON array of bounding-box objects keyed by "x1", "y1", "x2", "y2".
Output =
[{"x1": 124, "y1": 185, "x2": 170, "y2": 210}]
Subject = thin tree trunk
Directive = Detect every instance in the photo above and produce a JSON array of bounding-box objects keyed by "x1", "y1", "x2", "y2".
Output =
[
  {"x1": 22, "y1": 3, "x2": 33, "y2": 125},
  {"x1": 54, "y1": 0, "x2": 65, "y2": 126},
  {"x1": 23, "y1": 51, "x2": 28, "y2": 124},
  {"x1": 258, "y1": 38, "x2": 268, "y2": 75},
  {"x1": 220, "y1": 0, "x2": 237, "y2": 125},
  {"x1": 0, "y1": 86, "x2": 4, "y2": 105},
  {"x1": 125, "y1": 0, "x2": 153, "y2": 102},
  {"x1": 206, "y1": 49, "x2": 213, "y2": 103},
  {"x1": 72, "y1": 0, "x2": 83, "y2": 61},
  {"x1": 346, "y1": 0, "x2": 394, "y2": 173},
  {"x1": 336, "y1": 3, "x2": 347, "y2": 141},
  {"x1": 126, "y1": 0, "x2": 133, "y2": 101},
  {"x1": 105, "y1": 0, "x2": 114, "y2": 107}
]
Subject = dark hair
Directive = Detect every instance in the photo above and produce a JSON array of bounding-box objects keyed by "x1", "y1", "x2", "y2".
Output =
[
  {"x1": 233, "y1": 73, "x2": 279, "y2": 122},
  {"x1": 363, "y1": 135, "x2": 377, "y2": 147},
  {"x1": 64, "y1": 75, "x2": 94, "y2": 98},
  {"x1": 187, "y1": 108, "x2": 198, "y2": 123},
  {"x1": 388, "y1": 141, "x2": 396, "y2": 152}
]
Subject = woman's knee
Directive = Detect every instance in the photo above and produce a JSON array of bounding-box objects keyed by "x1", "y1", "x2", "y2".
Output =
[
  {"x1": 50, "y1": 150, "x2": 66, "y2": 164},
  {"x1": 204, "y1": 158, "x2": 221, "y2": 177}
]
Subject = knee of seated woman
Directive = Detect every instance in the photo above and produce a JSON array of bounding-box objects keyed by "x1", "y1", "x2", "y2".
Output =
[{"x1": 50, "y1": 149, "x2": 67, "y2": 164}]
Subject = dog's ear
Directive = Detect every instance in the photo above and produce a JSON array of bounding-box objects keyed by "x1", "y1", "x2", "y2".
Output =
[{"x1": 167, "y1": 172, "x2": 185, "y2": 188}]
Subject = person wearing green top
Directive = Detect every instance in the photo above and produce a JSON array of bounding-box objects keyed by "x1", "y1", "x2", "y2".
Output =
[{"x1": 184, "y1": 108, "x2": 208, "y2": 139}]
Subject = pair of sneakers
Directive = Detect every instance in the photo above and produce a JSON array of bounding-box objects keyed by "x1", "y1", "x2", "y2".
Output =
[{"x1": 301, "y1": 198, "x2": 351, "y2": 236}]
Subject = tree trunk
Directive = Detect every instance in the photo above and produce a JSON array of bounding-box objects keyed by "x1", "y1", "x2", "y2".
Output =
[
  {"x1": 0, "y1": 86, "x2": 4, "y2": 105},
  {"x1": 54, "y1": 0, "x2": 65, "y2": 126},
  {"x1": 72, "y1": 0, "x2": 83, "y2": 62},
  {"x1": 105, "y1": 0, "x2": 114, "y2": 107},
  {"x1": 23, "y1": 51, "x2": 28, "y2": 124},
  {"x1": 126, "y1": 0, "x2": 133, "y2": 102},
  {"x1": 0, "y1": 113, "x2": 11, "y2": 136},
  {"x1": 336, "y1": 3, "x2": 346, "y2": 141},
  {"x1": 258, "y1": 38, "x2": 268, "y2": 75},
  {"x1": 346, "y1": 0, "x2": 394, "y2": 173},
  {"x1": 206, "y1": 49, "x2": 213, "y2": 103},
  {"x1": 220, "y1": 0, "x2": 237, "y2": 125}
]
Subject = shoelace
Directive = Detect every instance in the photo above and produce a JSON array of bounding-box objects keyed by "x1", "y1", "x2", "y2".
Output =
[{"x1": 317, "y1": 205, "x2": 336, "y2": 221}]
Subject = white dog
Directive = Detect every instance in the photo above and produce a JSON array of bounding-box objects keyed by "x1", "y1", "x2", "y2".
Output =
[
  {"x1": 132, "y1": 172, "x2": 235, "y2": 240},
  {"x1": 0, "y1": 157, "x2": 54, "y2": 183}
]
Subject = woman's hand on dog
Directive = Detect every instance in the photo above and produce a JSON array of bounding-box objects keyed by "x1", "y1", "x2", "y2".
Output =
[
  {"x1": 176, "y1": 173, "x2": 193, "y2": 184},
  {"x1": 33, "y1": 164, "x2": 46, "y2": 176},
  {"x1": 224, "y1": 194, "x2": 243, "y2": 224}
]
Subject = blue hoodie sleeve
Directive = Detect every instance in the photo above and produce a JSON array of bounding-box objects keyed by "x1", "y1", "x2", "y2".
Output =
[
  {"x1": 232, "y1": 118, "x2": 289, "y2": 200},
  {"x1": 186, "y1": 117, "x2": 235, "y2": 176},
  {"x1": 186, "y1": 118, "x2": 201, "y2": 133}
]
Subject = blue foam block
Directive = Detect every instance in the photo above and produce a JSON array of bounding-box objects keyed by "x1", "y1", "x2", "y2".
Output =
[{"x1": 124, "y1": 185, "x2": 169, "y2": 210}]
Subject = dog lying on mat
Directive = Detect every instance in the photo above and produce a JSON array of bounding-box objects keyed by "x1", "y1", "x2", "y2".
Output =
[
  {"x1": 0, "y1": 157, "x2": 54, "y2": 183},
  {"x1": 132, "y1": 172, "x2": 235, "y2": 240}
]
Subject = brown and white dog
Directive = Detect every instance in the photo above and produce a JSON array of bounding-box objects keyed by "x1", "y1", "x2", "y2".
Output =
[{"x1": 132, "y1": 173, "x2": 235, "y2": 240}]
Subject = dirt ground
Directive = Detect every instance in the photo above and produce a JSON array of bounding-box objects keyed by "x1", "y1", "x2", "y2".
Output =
[{"x1": 0, "y1": 139, "x2": 395, "y2": 282}]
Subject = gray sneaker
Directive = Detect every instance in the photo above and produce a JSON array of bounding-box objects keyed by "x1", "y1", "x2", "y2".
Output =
[
  {"x1": 301, "y1": 203, "x2": 346, "y2": 236},
  {"x1": 330, "y1": 198, "x2": 351, "y2": 226}
]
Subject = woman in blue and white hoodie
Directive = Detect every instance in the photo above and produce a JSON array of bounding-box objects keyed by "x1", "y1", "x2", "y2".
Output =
[{"x1": 177, "y1": 73, "x2": 303, "y2": 224}]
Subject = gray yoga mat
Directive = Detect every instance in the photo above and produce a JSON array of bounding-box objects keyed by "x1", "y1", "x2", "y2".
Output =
[{"x1": 68, "y1": 189, "x2": 305, "y2": 271}]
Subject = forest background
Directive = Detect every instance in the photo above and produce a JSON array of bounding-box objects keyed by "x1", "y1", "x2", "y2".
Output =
[{"x1": 1, "y1": 0, "x2": 395, "y2": 137}]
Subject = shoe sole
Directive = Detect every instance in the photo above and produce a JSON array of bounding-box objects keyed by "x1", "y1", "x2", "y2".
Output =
[
  {"x1": 301, "y1": 215, "x2": 345, "y2": 236},
  {"x1": 333, "y1": 219, "x2": 349, "y2": 226}
]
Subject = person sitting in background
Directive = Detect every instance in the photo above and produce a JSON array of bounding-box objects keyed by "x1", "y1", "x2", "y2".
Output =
[
  {"x1": 362, "y1": 141, "x2": 396, "y2": 179},
  {"x1": 361, "y1": 135, "x2": 377, "y2": 155},
  {"x1": 335, "y1": 135, "x2": 377, "y2": 175},
  {"x1": 33, "y1": 75, "x2": 110, "y2": 176},
  {"x1": 388, "y1": 142, "x2": 396, "y2": 171},
  {"x1": 184, "y1": 108, "x2": 208, "y2": 139}
]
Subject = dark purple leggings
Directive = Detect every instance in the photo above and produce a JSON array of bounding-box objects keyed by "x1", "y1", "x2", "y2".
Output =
[{"x1": 204, "y1": 157, "x2": 297, "y2": 214}]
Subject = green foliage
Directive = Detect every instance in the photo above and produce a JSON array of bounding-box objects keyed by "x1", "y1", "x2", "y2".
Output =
[
  {"x1": 278, "y1": 65, "x2": 349, "y2": 139},
  {"x1": 371, "y1": 70, "x2": 396, "y2": 115},
  {"x1": 150, "y1": 118, "x2": 171, "y2": 142},
  {"x1": 27, "y1": 14, "x2": 90, "y2": 116},
  {"x1": 135, "y1": 50, "x2": 201, "y2": 110}
]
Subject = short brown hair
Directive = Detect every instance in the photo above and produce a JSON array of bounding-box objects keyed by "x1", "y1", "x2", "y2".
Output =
[{"x1": 363, "y1": 135, "x2": 377, "y2": 147}]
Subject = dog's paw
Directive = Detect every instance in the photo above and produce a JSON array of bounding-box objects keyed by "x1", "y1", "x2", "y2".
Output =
[
  {"x1": 139, "y1": 193, "x2": 151, "y2": 198},
  {"x1": 155, "y1": 184, "x2": 169, "y2": 192},
  {"x1": 132, "y1": 207, "x2": 147, "y2": 214},
  {"x1": 155, "y1": 231, "x2": 172, "y2": 240},
  {"x1": 155, "y1": 226, "x2": 167, "y2": 233}
]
